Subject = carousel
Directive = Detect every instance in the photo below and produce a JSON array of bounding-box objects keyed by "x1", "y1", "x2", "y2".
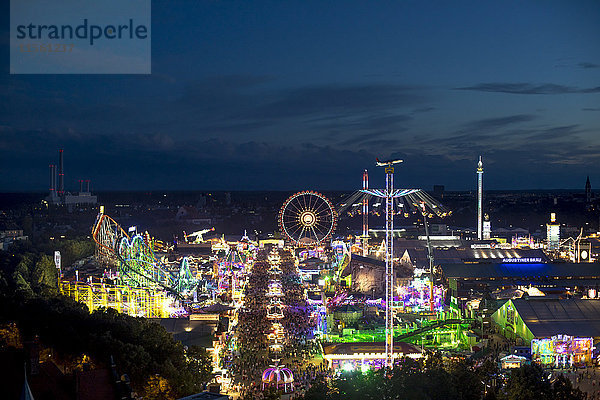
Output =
[{"x1": 262, "y1": 361, "x2": 294, "y2": 393}]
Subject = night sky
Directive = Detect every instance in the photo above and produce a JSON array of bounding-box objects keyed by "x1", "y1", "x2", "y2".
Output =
[{"x1": 1, "y1": 1, "x2": 599, "y2": 192}]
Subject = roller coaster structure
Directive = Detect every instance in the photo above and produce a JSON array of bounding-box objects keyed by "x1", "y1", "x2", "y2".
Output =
[
  {"x1": 60, "y1": 280, "x2": 171, "y2": 318},
  {"x1": 92, "y1": 212, "x2": 198, "y2": 297}
]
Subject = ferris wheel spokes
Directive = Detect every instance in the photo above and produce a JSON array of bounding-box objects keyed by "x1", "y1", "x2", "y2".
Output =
[{"x1": 278, "y1": 191, "x2": 337, "y2": 245}]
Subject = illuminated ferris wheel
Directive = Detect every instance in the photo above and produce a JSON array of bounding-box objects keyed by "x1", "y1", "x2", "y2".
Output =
[{"x1": 278, "y1": 191, "x2": 337, "y2": 245}]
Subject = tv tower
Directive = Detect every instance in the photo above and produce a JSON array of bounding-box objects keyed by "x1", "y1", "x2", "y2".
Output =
[
  {"x1": 362, "y1": 169, "x2": 369, "y2": 256},
  {"x1": 477, "y1": 156, "x2": 483, "y2": 240}
]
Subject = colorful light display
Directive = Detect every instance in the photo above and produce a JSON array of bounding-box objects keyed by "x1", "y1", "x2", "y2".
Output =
[
  {"x1": 531, "y1": 335, "x2": 593, "y2": 367},
  {"x1": 60, "y1": 280, "x2": 181, "y2": 318},
  {"x1": 93, "y1": 213, "x2": 198, "y2": 296},
  {"x1": 262, "y1": 363, "x2": 294, "y2": 393},
  {"x1": 396, "y1": 277, "x2": 445, "y2": 313}
]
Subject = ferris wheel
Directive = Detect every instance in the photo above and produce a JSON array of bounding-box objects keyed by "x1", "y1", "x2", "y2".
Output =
[{"x1": 278, "y1": 191, "x2": 337, "y2": 245}]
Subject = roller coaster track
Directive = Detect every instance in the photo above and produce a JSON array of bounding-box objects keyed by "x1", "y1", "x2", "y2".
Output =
[
  {"x1": 395, "y1": 318, "x2": 475, "y2": 342},
  {"x1": 91, "y1": 212, "x2": 198, "y2": 297}
]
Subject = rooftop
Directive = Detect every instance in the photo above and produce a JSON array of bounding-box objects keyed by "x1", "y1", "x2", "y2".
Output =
[
  {"x1": 441, "y1": 262, "x2": 600, "y2": 279},
  {"x1": 510, "y1": 298, "x2": 600, "y2": 338}
]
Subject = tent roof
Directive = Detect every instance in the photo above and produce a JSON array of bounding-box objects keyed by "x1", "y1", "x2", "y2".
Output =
[{"x1": 510, "y1": 298, "x2": 600, "y2": 338}]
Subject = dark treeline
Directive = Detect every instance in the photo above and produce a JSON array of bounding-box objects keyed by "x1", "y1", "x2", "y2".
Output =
[
  {"x1": 0, "y1": 239, "x2": 212, "y2": 399},
  {"x1": 299, "y1": 356, "x2": 584, "y2": 400}
]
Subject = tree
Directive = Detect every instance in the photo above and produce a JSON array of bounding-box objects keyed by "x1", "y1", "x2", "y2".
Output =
[
  {"x1": 303, "y1": 374, "x2": 331, "y2": 400},
  {"x1": 500, "y1": 364, "x2": 552, "y2": 400},
  {"x1": 31, "y1": 254, "x2": 58, "y2": 295},
  {"x1": 185, "y1": 345, "x2": 213, "y2": 386},
  {"x1": 448, "y1": 360, "x2": 482, "y2": 400},
  {"x1": 143, "y1": 374, "x2": 175, "y2": 400},
  {"x1": 552, "y1": 375, "x2": 585, "y2": 400}
]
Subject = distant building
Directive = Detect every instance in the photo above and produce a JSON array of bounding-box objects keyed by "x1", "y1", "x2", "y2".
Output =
[
  {"x1": 483, "y1": 215, "x2": 491, "y2": 240},
  {"x1": 175, "y1": 206, "x2": 212, "y2": 226},
  {"x1": 546, "y1": 213, "x2": 560, "y2": 251},
  {"x1": 46, "y1": 149, "x2": 97, "y2": 205},
  {"x1": 441, "y1": 262, "x2": 600, "y2": 300},
  {"x1": 586, "y1": 176, "x2": 592, "y2": 204},
  {"x1": 402, "y1": 247, "x2": 548, "y2": 269},
  {"x1": 0, "y1": 228, "x2": 28, "y2": 250},
  {"x1": 429, "y1": 223, "x2": 448, "y2": 235}
]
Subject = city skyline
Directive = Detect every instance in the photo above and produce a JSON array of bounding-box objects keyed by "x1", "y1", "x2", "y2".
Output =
[{"x1": 1, "y1": 1, "x2": 599, "y2": 191}]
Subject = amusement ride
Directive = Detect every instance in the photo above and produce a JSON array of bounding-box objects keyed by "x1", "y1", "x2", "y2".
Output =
[{"x1": 278, "y1": 190, "x2": 337, "y2": 245}]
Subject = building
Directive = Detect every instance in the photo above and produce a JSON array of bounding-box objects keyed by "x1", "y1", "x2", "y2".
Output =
[
  {"x1": 586, "y1": 176, "x2": 592, "y2": 204},
  {"x1": 433, "y1": 185, "x2": 445, "y2": 197},
  {"x1": 442, "y1": 262, "x2": 600, "y2": 299},
  {"x1": 46, "y1": 149, "x2": 97, "y2": 206},
  {"x1": 402, "y1": 247, "x2": 548, "y2": 269},
  {"x1": 321, "y1": 341, "x2": 423, "y2": 370},
  {"x1": 0, "y1": 228, "x2": 28, "y2": 250},
  {"x1": 491, "y1": 298, "x2": 598, "y2": 366},
  {"x1": 546, "y1": 213, "x2": 560, "y2": 251},
  {"x1": 492, "y1": 298, "x2": 600, "y2": 342},
  {"x1": 340, "y1": 254, "x2": 411, "y2": 297},
  {"x1": 483, "y1": 220, "x2": 491, "y2": 240}
]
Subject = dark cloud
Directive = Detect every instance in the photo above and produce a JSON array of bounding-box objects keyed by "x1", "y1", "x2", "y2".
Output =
[
  {"x1": 251, "y1": 84, "x2": 426, "y2": 119},
  {"x1": 455, "y1": 83, "x2": 600, "y2": 95},
  {"x1": 412, "y1": 107, "x2": 436, "y2": 113},
  {"x1": 422, "y1": 114, "x2": 538, "y2": 147},
  {"x1": 461, "y1": 114, "x2": 537, "y2": 132},
  {"x1": 341, "y1": 130, "x2": 398, "y2": 146},
  {"x1": 579, "y1": 62, "x2": 599, "y2": 69},
  {"x1": 526, "y1": 124, "x2": 581, "y2": 140},
  {"x1": 178, "y1": 75, "x2": 273, "y2": 103},
  {"x1": 355, "y1": 139, "x2": 401, "y2": 149},
  {"x1": 2, "y1": 125, "x2": 599, "y2": 191},
  {"x1": 313, "y1": 114, "x2": 412, "y2": 139},
  {"x1": 582, "y1": 108, "x2": 600, "y2": 112}
]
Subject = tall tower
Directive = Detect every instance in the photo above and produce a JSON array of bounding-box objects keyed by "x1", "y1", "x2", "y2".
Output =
[
  {"x1": 362, "y1": 170, "x2": 369, "y2": 256},
  {"x1": 363, "y1": 158, "x2": 403, "y2": 368},
  {"x1": 58, "y1": 149, "x2": 65, "y2": 197},
  {"x1": 586, "y1": 176, "x2": 592, "y2": 204},
  {"x1": 383, "y1": 161, "x2": 396, "y2": 369},
  {"x1": 477, "y1": 156, "x2": 483, "y2": 240},
  {"x1": 361, "y1": 158, "x2": 447, "y2": 367},
  {"x1": 49, "y1": 164, "x2": 56, "y2": 194}
]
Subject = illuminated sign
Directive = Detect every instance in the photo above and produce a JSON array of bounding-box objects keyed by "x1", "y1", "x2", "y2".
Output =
[
  {"x1": 190, "y1": 314, "x2": 219, "y2": 321},
  {"x1": 502, "y1": 257, "x2": 542, "y2": 263}
]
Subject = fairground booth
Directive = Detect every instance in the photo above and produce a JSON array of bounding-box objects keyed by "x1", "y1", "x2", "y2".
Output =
[
  {"x1": 321, "y1": 342, "x2": 423, "y2": 371},
  {"x1": 492, "y1": 298, "x2": 600, "y2": 367}
]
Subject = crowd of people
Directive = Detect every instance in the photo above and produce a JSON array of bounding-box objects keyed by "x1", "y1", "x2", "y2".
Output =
[{"x1": 225, "y1": 247, "x2": 321, "y2": 399}]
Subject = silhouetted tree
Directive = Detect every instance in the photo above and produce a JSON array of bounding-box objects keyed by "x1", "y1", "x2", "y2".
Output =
[{"x1": 500, "y1": 364, "x2": 552, "y2": 400}]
